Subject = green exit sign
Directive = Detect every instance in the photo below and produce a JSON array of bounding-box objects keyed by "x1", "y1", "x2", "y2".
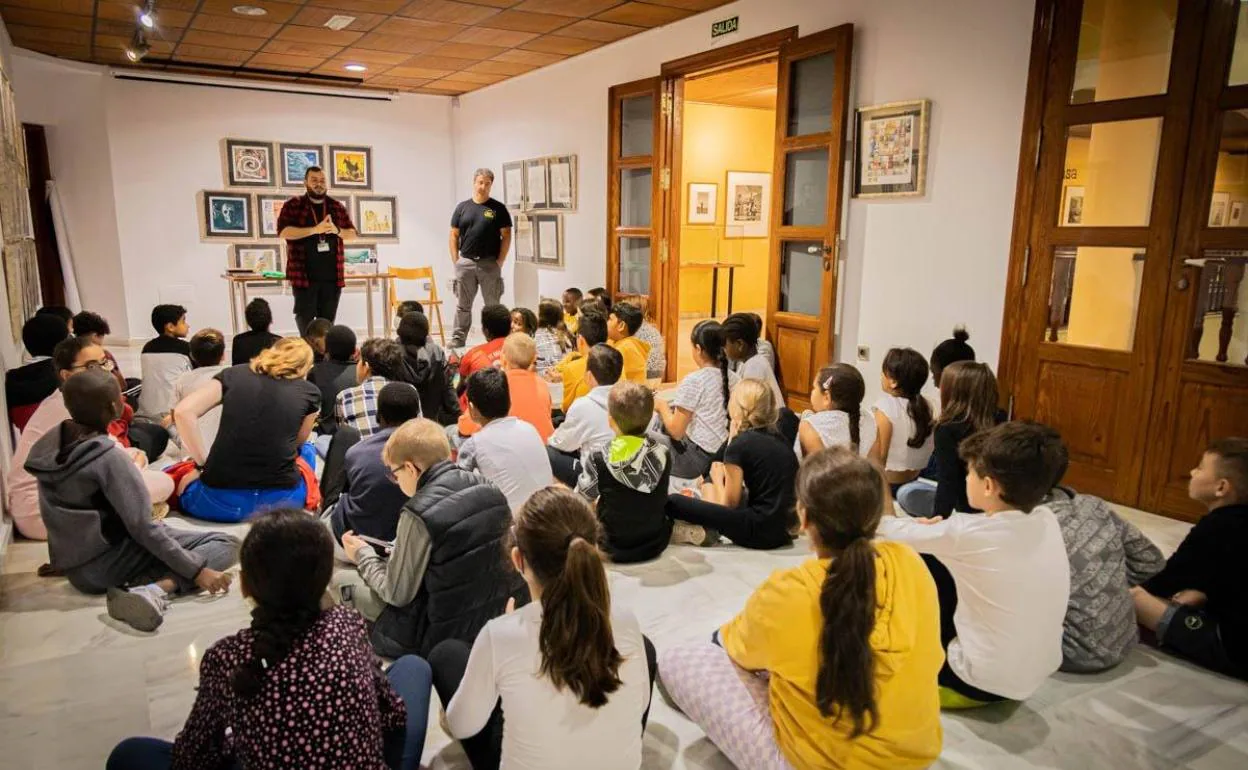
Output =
[{"x1": 711, "y1": 16, "x2": 739, "y2": 38}]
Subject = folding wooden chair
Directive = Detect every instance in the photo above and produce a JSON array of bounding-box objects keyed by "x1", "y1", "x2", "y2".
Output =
[{"x1": 389, "y1": 265, "x2": 447, "y2": 346}]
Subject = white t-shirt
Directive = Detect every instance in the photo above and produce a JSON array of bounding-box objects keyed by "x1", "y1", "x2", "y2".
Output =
[
  {"x1": 446, "y1": 601, "x2": 651, "y2": 770},
  {"x1": 873, "y1": 394, "x2": 935, "y2": 472},
  {"x1": 458, "y1": 416, "x2": 554, "y2": 513},
  {"x1": 668, "y1": 366, "x2": 739, "y2": 454},
  {"x1": 876, "y1": 507, "x2": 1070, "y2": 699},
  {"x1": 547, "y1": 385, "x2": 613, "y2": 454},
  {"x1": 794, "y1": 409, "x2": 877, "y2": 458},
  {"x1": 736, "y1": 353, "x2": 785, "y2": 408},
  {"x1": 173, "y1": 365, "x2": 227, "y2": 453}
]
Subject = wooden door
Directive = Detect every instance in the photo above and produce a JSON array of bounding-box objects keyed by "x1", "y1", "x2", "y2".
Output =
[
  {"x1": 766, "y1": 24, "x2": 853, "y2": 410},
  {"x1": 1141, "y1": 0, "x2": 1248, "y2": 520},
  {"x1": 1007, "y1": 0, "x2": 1206, "y2": 502}
]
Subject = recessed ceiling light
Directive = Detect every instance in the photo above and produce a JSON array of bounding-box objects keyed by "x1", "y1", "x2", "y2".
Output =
[
  {"x1": 232, "y1": 4, "x2": 268, "y2": 16},
  {"x1": 344, "y1": 63, "x2": 367, "y2": 73}
]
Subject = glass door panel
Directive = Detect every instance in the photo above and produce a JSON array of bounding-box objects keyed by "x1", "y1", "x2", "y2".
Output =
[
  {"x1": 786, "y1": 52, "x2": 835, "y2": 136},
  {"x1": 620, "y1": 95, "x2": 655, "y2": 157},
  {"x1": 782, "y1": 149, "x2": 830, "y2": 226},
  {"x1": 1070, "y1": 0, "x2": 1178, "y2": 104},
  {"x1": 1058, "y1": 118, "x2": 1163, "y2": 227},
  {"x1": 618, "y1": 237, "x2": 652, "y2": 295}
]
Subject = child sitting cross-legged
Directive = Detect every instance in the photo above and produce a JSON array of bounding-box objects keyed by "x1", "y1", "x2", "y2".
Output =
[
  {"x1": 230, "y1": 298, "x2": 281, "y2": 366},
  {"x1": 576, "y1": 381, "x2": 672, "y2": 563},
  {"x1": 877, "y1": 420, "x2": 1071, "y2": 707},
  {"x1": 304, "y1": 317, "x2": 332, "y2": 363},
  {"x1": 457, "y1": 367, "x2": 553, "y2": 513},
  {"x1": 660, "y1": 447, "x2": 943, "y2": 769},
  {"x1": 653, "y1": 320, "x2": 738, "y2": 480},
  {"x1": 545, "y1": 308, "x2": 609, "y2": 413},
  {"x1": 1131, "y1": 438, "x2": 1248, "y2": 681},
  {"x1": 25, "y1": 369, "x2": 238, "y2": 632},
  {"x1": 337, "y1": 337, "x2": 410, "y2": 437},
  {"x1": 873, "y1": 348, "x2": 935, "y2": 494},
  {"x1": 171, "y1": 329, "x2": 228, "y2": 452},
  {"x1": 796, "y1": 363, "x2": 880, "y2": 461},
  {"x1": 398, "y1": 311, "x2": 460, "y2": 428},
  {"x1": 547, "y1": 344, "x2": 622, "y2": 486},
  {"x1": 534, "y1": 299, "x2": 573, "y2": 374},
  {"x1": 335, "y1": 417, "x2": 525, "y2": 659},
  {"x1": 310, "y1": 324, "x2": 358, "y2": 434},
  {"x1": 107, "y1": 509, "x2": 433, "y2": 770},
  {"x1": 137, "y1": 303, "x2": 191, "y2": 425},
  {"x1": 606, "y1": 301, "x2": 650, "y2": 384}
]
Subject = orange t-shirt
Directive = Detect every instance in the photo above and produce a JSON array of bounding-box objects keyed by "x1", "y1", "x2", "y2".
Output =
[
  {"x1": 457, "y1": 337, "x2": 506, "y2": 411},
  {"x1": 457, "y1": 367, "x2": 555, "y2": 441}
]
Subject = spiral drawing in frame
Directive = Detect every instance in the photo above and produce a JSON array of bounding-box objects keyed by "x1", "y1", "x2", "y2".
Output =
[{"x1": 224, "y1": 139, "x2": 274, "y2": 187}]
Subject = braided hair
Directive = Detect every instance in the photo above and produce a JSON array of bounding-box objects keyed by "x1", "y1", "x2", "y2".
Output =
[
  {"x1": 691, "y1": 320, "x2": 731, "y2": 432},
  {"x1": 231, "y1": 508, "x2": 334, "y2": 699}
]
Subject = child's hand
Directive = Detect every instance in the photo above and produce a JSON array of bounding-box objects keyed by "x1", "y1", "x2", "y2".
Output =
[
  {"x1": 195, "y1": 568, "x2": 233, "y2": 594},
  {"x1": 710, "y1": 462, "x2": 727, "y2": 487},
  {"x1": 505, "y1": 597, "x2": 516, "y2": 615},
  {"x1": 341, "y1": 531, "x2": 366, "y2": 563}
]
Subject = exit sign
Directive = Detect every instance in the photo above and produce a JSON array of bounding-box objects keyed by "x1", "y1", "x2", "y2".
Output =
[{"x1": 711, "y1": 16, "x2": 739, "y2": 38}]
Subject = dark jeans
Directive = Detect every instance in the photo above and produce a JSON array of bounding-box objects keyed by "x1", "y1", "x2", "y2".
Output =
[
  {"x1": 294, "y1": 280, "x2": 343, "y2": 336},
  {"x1": 105, "y1": 655, "x2": 432, "y2": 770},
  {"x1": 665, "y1": 494, "x2": 792, "y2": 550},
  {"x1": 128, "y1": 420, "x2": 169, "y2": 463},
  {"x1": 922, "y1": 554, "x2": 1007, "y2": 703},
  {"x1": 547, "y1": 446, "x2": 580, "y2": 487},
  {"x1": 429, "y1": 635, "x2": 658, "y2": 770},
  {"x1": 319, "y1": 425, "x2": 362, "y2": 513}
]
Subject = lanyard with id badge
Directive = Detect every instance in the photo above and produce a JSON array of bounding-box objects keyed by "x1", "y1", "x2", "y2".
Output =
[{"x1": 315, "y1": 202, "x2": 333, "y2": 253}]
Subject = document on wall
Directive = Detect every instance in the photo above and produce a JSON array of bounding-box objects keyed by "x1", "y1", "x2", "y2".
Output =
[
  {"x1": 550, "y1": 161, "x2": 572, "y2": 208},
  {"x1": 527, "y1": 162, "x2": 548, "y2": 209},
  {"x1": 504, "y1": 164, "x2": 524, "y2": 209},
  {"x1": 515, "y1": 215, "x2": 534, "y2": 261},
  {"x1": 538, "y1": 218, "x2": 559, "y2": 261}
]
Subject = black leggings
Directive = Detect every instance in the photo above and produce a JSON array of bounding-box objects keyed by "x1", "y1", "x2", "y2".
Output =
[
  {"x1": 922, "y1": 554, "x2": 1006, "y2": 703},
  {"x1": 429, "y1": 636, "x2": 658, "y2": 770},
  {"x1": 664, "y1": 494, "x2": 792, "y2": 550}
]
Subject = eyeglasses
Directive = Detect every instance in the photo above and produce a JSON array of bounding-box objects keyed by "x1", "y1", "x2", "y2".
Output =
[
  {"x1": 71, "y1": 358, "x2": 116, "y2": 373},
  {"x1": 385, "y1": 462, "x2": 421, "y2": 483}
]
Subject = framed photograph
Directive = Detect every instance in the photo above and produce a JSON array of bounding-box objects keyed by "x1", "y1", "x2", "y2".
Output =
[
  {"x1": 502, "y1": 161, "x2": 524, "y2": 212},
  {"x1": 279, "y1": 143, "x2": 324, "y2": 188},
  {"x1": 1061, "y1": 186, "x2": 1085, "y2": 226},
  {"x1": 854, "y1": 99, "x2": 931, "y2": 198},
  {"x1": 687, "y1": 182, "x2": 718, "y2": 225},
  {"x1": 548, "y1": 155, "x2": 577, "y2": 211},
  {"x1": 256, "y1": 193, "x2": 289, "y2": 238},
  {"x1": 202, "y1": 191, "x2": 253, "y2": 239},
  {"x1": 329, "y1": 144, "x2": 373, "y2": 190},
  {"x1": 231, "y1": 243, "x2": 281, "y2": 273},
  {"x1": 524, "y1": 157, "x2": 549, "y2": 210},
  {"x1": 724, "y1": 171, "x2": 770, "y2": 238},
  {"x1": 1210, "y1": 191, "x2": 1231, "y2": 228},
  {"x1": 355, "y1": 195, "x2": 398, "y2": 239},
  {"x1": 344, "y1": 243, "x2": 379, "y2": 275},
  {"x1": 532, "y1": 213, "x2": 563, "y2": 267},
  {"x1": 513, "y1": 214, "x2": 535, "y2": 263},
  {"x1": 1232, "y1": 200, "x2": 1245, "y2": 227},
  {"x1": 223, "y1": 139, "x2": 275, "y2": 187}
]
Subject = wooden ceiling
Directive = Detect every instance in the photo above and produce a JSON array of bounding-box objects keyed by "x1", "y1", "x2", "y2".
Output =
[
  {"x1": 684, "y1": 58, "x2": 776, "y2": 109},
  {"x1": 0, "y1": 0, "x2": 735, "y2": 95}
]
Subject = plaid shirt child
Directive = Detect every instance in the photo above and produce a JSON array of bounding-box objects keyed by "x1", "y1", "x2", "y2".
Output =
[
  {"x1": 335, "y1": 376, "x2": 388, "y2": 436},
  {"x1": 276, "y1": 194, "x2": 355, "y2": 289}
]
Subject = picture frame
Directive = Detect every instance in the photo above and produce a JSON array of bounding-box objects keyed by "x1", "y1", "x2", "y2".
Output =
[
  {"x1": 524, "y1": 157, "x2": 549, "y2": 210},
  {"x1": 223, "y1": 139, "x2": 276, "y2": 187},
  {"x1": 547, "y1": 155, "x2": 577, "y2": 211},
  {"x1": 532, "y1": 213, "x2": 563, "y2": 267},
  {"x1": 687, "y1": 182, "x2": 718, "y2": 225},
  {"x1": 513, "y1": 214, "x2": 535, "y2": 263},
  {"x1": 853, "y1": 99, "x2": 931, "y2": 198},
  {"x1": 1210, "y1": 191, "x2": 1231, "y2": 228},
  {"x1": 344, "y1": 243, "x2": 379, "y2": 275},
  {"x1": 329, "y1": 144, "x2": 373, "y2": 190},
  {"x1": 1232, "y1": 200, "x2": 1244, "y2": 228},
  {"x1": 231, "y1": 243, "x2": 281, "y2": 273},
  {"x1": 355, "y1": 195, "x2": 398, "y2": 239},
  {"x1": 502, "y1": 161, "x2": 525, "y2": 212},
  {"x1": 256, "y1": 193, "x2": 289, "y2": 239},
  {"x1": 201, "y1": 191, "x2": 253, "y2": 239},
  {"x1": 1061, "y1": 186, "x2": 1085, "y2": 226},
  {"x1": 279, "y1": 143, "x2": 325, "y2": 188},
  {"x1": 724, "y1": 171, "x2": 770, "y2": 238}
]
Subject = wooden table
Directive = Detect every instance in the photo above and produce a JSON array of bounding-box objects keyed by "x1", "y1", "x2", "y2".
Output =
[
  {"x1": 222, "y1": 272, "x2": 397, "y2": 338},
  {"x1": 682, "y1": 262, "x2": 741, "y2": 316}
]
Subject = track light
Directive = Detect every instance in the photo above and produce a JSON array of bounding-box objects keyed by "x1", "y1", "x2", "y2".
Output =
[
  {"x1": 125, "y1": 29, "x2": 151, "y2": 62},
  {"x1": 139, "y1": 1, "x2": 157, "y2": 29}
]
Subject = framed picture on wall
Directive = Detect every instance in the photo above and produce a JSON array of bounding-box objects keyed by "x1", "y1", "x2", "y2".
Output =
[
  {"x1": 532, "y1": 213, "x2": 562, "y2": 267},
  {"x1": 548, "y1": 155, "x2": 577, "y2": 211},
  {"x1": 329, "y1": 144, "x2": 373, "y2": 190},
  {"x1": 1210, "y1": 192, "x2": 1231, "y2": 228},
  {"x1": 232, "y1": 243, "x2": 281, "y2": 273},
  {"x1": 256, "y1": 193, "x2": 289, "y2": 239},
  {"x1": 1061, "y1": 186, "x2": 1085, "y2": 226},
  {"x1": 202, "y1": 191, "x2": 254, "y2": 239},
  {"x1": 502, "y1": 161, "x2": 525, "y2": 211},
  {"x1": 355, "y1": 195, "x2": 398, "y2": 239},
  {"x1": 344, "y1": 243, "x2": 379, "y2": 275},
  {"x1": 687, "y1": 182, "x2": 718, "y2": 225},
  {"x1": 724, "y1": 171, "x2": 770, "y2": 238},
  {"x1": 853, "y1": 99, "x2": 930, "y2": 198},
  {"x1": 513, "y1": 214, "x2": 535, "y2": 263},
  {"x1": 279, "y1": 143, "x2": 324, "y2": 188},
  {"x1": 524, "y1": 158, "x2": 549, "y2": 210},
  {"x1": 223, "y1": 139, "x2": 276, "y2": 187}
]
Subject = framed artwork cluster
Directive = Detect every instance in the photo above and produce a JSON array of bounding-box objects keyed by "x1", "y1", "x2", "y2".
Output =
[
  {"x1": 512, "y1": 213, "x2": 563, "y2": 267},
  {"x1": 853, "y1": 99, "x2": 931, "y2": 199},
  {"x1": 503, "y1": 155, "x2": 575, "y2": 269},
  {"x1": 1208, "y1": 191, "x2": 1247, "y2": 228},
  {"x1": 683, "y1": 172, "x2": 771, "y2": 239},
  {"x1": 203, "y1": 139, "x2": 399, "y2": 276},
  {"x1": 0, "y1": 65, "x2": 39, "y2": 341}
]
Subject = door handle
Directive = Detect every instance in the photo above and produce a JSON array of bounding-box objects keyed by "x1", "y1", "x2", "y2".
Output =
[
  {"x1": 1182, "y1": 257, "x2": 1207, "y2": 268},
  {"x1": 807, "y1": 244, "x2": 834, "y2": 255}
]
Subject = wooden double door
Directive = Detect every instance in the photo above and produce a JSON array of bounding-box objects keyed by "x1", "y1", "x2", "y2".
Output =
[
  {"x1": 1003, "y1": 0, "x2": 1248, "y2": 520},
  {"x1": 604, "y1": 25, "x2": 852, "y2": 408}
]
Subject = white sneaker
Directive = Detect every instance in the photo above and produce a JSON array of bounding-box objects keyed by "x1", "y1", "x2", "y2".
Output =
[
  {"x1": 106, "y1": 585, "x2": 169, "y2": 632},
  {"x1": 671, "y1": 521, "x2": 719, "y2": 547}
]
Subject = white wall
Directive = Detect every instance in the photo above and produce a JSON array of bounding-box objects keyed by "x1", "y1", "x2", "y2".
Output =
[{"x1": 454, "y1": 0, "x2": 1035, "y2": 403}]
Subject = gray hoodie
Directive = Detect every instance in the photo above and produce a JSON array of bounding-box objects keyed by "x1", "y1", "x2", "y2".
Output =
[{"x1": 24, "y1": 425, "x2": 204, "y2": 582}]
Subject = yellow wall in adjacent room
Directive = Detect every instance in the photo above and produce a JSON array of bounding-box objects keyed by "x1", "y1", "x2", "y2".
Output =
[{"x1": 679, "y1": 101, "x2": 775, "y2": 316}]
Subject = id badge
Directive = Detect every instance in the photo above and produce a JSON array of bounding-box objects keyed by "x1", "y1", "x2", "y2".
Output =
[{"x1": 317, "y1": 238, "x2": 331, "y2": 253}]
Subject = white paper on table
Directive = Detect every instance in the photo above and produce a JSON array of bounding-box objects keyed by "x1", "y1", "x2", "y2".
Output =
[
  {"x1": 550, "y1": 162, "x2": 572, "y2": 206},
  {"x1": 527, "y1": 164, "x2": 548, "y2": 206},
  {"x1": 538, "y1": 219, "x2": 558, "y2": 259}
]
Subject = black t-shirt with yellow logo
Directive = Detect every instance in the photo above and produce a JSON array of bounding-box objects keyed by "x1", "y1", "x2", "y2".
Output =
[{"x1": 451, "y1": 197, "x2": 513, "y2": 260}]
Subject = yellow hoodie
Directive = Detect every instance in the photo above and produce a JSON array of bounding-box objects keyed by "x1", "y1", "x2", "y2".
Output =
[
  {"x1": 610, "y1": 335, "x2": 650, "y2": 384},
  {"x1": 720, "y1": 541, "x2": 943, "y2": 769}
]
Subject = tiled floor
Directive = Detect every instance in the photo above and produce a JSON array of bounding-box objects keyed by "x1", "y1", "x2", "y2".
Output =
[{"x1": 2, "y1": 505, "x2": 1246, "y2": 769}]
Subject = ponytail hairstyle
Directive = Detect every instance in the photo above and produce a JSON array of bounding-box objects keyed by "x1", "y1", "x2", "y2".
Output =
[
  {"x1": 691, "y1": 320, "x2": 731, "y2": 432},
  {"x1": 816, "y1": 363, "x2": 866, "y2": 453},
  {"x1": 937, "y1": 361, "x2": 999, "y2": 434},
  {"x1": 797, "y1": 447, "x2": 886, "y2": 737},
  {"x1": 881, "y1": 348, "x2": 933, "y2": 448},
  {"x1": 729, "y1": 378, "x2": 778, "y2": 436},
  {"x1": 513, "y1": 487, "x2": 623, "y2": 708},
  {"x1": 232, "y1": 508, "x2": 333, "y2": 700}
]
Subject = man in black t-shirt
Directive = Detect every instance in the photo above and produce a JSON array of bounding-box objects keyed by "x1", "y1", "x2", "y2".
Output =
[{"x1": 449, "y1": 168, "x2": 512, "y2": 349}]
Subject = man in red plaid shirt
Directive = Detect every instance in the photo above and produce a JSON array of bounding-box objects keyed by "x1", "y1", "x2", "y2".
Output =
[{"x1": 278, "y1": 166, "x2": 358, "y2": 335}]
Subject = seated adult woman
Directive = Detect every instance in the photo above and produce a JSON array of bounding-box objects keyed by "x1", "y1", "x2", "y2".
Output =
[{"x1": 172, "y1": 338, "x2": 321, "y2": 523}]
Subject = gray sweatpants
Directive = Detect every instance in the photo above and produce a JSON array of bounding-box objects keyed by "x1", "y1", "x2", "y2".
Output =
[
  {"x1": 66, "y1": 528, "x2": 240, "y2": 596},
  {"x1": 451, "y1": 256, "x2": 504, "y2": 347}
]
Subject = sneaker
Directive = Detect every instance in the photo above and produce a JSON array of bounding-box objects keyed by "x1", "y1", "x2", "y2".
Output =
[
  {"x1": 106, "y1": 585, "x2": 169, "y2": 632},
  {"x1": 670, "y1": 521, "x2": 719, "y2": 547}
]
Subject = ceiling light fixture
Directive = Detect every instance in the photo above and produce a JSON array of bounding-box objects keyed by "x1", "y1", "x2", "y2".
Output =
[
  {"x1": 138, "y1": 1, "x2": 157, "y2": 29},
  {"x1": 344, "y1": 63, "x2": 367, "y2": 72},
  {"x1": 125, "y1": 29, "x2": 151, "y2": 62},
  {"x1": 232, "y1": 4, "x2": 268, "y2": 16}
]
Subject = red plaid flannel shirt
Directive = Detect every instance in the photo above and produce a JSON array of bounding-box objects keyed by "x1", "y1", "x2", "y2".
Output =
[{"x1": 277, "y1": 194, "x2": 355, "y2": 289}]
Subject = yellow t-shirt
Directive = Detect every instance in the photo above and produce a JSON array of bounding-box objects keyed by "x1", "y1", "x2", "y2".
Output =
[
  {"x1": 564, "y1": 311, "x2": 580, "y2": 336},
  {"x1": 553, "y1": 351, "x2": 589, "y2": 413},
  {"x1": 610, "y1": 336, "x2": 650, "y2": 384},
  {"x1": 720, "y1": 542, "x2": 944, "y2": 769}
]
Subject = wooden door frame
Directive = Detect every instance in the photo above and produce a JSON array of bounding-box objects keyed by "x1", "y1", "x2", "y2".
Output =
[{"x1": 606, "y1": 76, "x2": 664, "y2": 311}]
